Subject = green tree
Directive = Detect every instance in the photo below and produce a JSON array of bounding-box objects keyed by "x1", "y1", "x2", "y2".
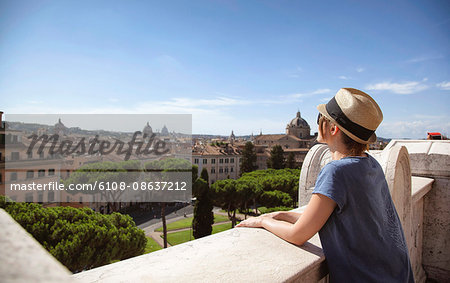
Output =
[
  {"x1": 286, "y1": 152, "x2": 296, "y2": 169},
  {"x1": 236, "y1": 176, "x2": 262, "y2": 218},
  {"x1": 211, "y1": 179, "x2": 239, "y2": 227},
  {"x1": 259, "y1": 190, "x2": 292, "y2": 207},
  {"x1": 145, "y1": 158, "x2": 192, "y2": 248},
  {"x1": 242, "y1": 168, "x2": 300, "y2": 208},
  {"x1": 63, "y1": 160, "x2": 141, "y2": 212},
  {"x1": 200, "y1": 167, "x2": 209, "y2": 183},
  {"x1": 267, "y1": 145, "x2": 285, "y2": 169},
  {"x1": 192, "y1": 165, "x2": 198, "y2": 183},
  {"x1": 240, "y1": 141, "x2": 257, "y2": 175},
  {"x1": 192, "y1": 178, "x2": 214, "y2": 239},
  {"x1": 0, "y1": 196, "x2": 145, "y2": 273}
]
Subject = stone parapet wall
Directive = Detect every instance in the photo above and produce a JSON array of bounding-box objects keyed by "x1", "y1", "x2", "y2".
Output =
[{"x1": 0, "y1": 139, "x2": 446, "y2": 282}]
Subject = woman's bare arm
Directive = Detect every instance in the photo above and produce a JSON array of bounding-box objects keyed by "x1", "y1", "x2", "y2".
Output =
[
  {"x1": 261, "y1": 211, "x2": 302, "y2": 224},
  {"x1": 237, "y1": 194, "x2": 336, "y2": 246}
]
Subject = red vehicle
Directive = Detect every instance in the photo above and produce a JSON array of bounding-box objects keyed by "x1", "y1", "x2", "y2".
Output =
[{"x1": 427, "y1": 132, "x2": 443, "y2": 140}]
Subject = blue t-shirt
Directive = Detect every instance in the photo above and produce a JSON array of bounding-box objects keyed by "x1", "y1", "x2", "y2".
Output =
[{"x1": 312, "y1": 154, "x2": 414, "y2": 283}]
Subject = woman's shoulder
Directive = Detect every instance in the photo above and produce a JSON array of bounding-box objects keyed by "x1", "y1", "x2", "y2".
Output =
[{"x1": 322, "y1": 154, "x2": 375, "y2": 175}]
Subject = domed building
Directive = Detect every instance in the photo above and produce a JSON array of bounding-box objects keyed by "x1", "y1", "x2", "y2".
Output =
[
  {"x1": 161, "y1": 125, "x2": 169, "y2": 136},
  {"x1": 253, "y1": 110, "x2": 316, "y2": 170},
  {"x1": 286, "y1": 111, "x2": 310, "y2": 139},
  {"x1": 54, "y1": 118, "x2": 68, "y2": 136},
  {"x1": 143, "y1": 122, "x2": 153, "y2": 136},
  {"x1": 229, "y1": 130, "x2": 236, "y2": 145}
]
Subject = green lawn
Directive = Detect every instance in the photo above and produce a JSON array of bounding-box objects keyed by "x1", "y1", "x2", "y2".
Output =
[
  {"x1": 164, "y1": 222, "x2": 234, "y2": 246},
  {"x1": 155, "y1": 214, "x2": 229, "y2": 232},
  {"x1": 144, "y1": 236, "x2": 163, "y2": 254}
]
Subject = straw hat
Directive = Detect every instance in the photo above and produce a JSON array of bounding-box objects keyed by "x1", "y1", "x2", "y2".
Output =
[{"x1": 317, "y1": 88, "x2": 383, "y2": 144}]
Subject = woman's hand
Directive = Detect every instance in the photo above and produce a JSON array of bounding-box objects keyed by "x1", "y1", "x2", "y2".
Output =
[{"x1": 236, "y1": 216, "x2": 264, "y2": 228}]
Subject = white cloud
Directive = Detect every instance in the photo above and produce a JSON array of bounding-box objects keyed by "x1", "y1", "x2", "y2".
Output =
[
  {"x1": 289, "y1": 88, "x2": 332, "y2": 98},
  {"x1": 436, "y1": 81, "x2": 450, "y2": 90},
  {"x1": 338, "y1": 75, "x2": 351, "y2": 80},
  {"x1": 356, "y1": 67, "x2": 365, "y2": 73},
  {"x1": 365, "y1": 80, "x2": 428, "y2": 94},
  {"x1": 378, "y1": 119, "x2": 450, "y2": 139},
  {"x1": 406, "y1": 55, "x2": 443, "y2": 63},
  {"x1": 287, "y1": 66, "x2": 303, "y2": 78}
]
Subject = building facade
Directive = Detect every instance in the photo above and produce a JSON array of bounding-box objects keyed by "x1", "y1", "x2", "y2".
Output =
[{"x1": 192, "y1": 142, "x2": 241, "y2": 185}]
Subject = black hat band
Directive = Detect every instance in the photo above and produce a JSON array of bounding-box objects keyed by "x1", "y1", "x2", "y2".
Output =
[{"x1": 325, "y1": 97, "x2": 374, "y2": 141}]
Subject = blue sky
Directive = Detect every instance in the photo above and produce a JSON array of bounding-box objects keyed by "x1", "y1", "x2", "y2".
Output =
[{"x1": 1, "y1": 0, "x2": 449, "y2": 138}]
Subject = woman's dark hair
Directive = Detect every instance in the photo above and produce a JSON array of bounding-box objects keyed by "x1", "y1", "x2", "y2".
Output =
[{"x1": 341, "y1": 131, "x2": 368, "y2": 156}]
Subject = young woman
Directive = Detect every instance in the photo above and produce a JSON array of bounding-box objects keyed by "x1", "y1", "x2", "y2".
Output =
[{"x1": 237, "y1": 88, "x2": 414, "y2": 282}]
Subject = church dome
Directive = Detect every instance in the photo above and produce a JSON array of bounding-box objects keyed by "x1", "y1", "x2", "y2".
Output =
[
  {"x1": 161, "y1": 125, "x2": 169, "y2": 136},
  {"x1": 54, "y1": 118, "x2": 67, "y2": 134},
  {"x1": 288, "y1": 111, "x2": 309, "y2": 128},
  {"x1": 143, "y1": 122, "x2": 153, "y2": 135}
]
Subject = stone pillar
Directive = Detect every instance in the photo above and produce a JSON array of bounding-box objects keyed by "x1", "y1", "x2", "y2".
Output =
[{"x1": 298, "y1": 144, "x2": 331, "y2": 206}]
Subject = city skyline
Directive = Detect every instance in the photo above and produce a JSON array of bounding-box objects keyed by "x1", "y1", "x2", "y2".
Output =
[{"x1": 1, "y1": 0, "x2": 449, "y2": 139}]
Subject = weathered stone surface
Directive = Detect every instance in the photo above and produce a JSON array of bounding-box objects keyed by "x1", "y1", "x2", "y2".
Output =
[
  {"x1": 422, "y1": 177, "x2": 450, "y2": 282},
  {"x1": 411, "y1": 176, "x2": 434, "y2": 283},
  {"x1": 73, "y1": 226, "x2": 327, "y2": 283},
  {"x1": 0, "y1": 209, "x2": 74, "y2": 283},
  {"x1": 385, "y1": 140, "x2": 449, "y2": 282},
  {"x1": 298, "y1": 144, "x2": 331, "y2": 206}
]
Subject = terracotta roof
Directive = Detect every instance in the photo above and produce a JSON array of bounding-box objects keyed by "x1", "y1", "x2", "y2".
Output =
[
  {"x1": 192, "y1": 144, "x2": 241, "y2": 156},
  {"x1": 284, "y1": 148, "x2": 310, "y2": 153},
  {"x1": 254, "y1": 134, "x2": 304, "y2": 141}
]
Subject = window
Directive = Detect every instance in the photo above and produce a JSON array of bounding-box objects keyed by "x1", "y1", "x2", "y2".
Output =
[
  {"x1": 230, "y1": 158, "x2": 234, "y2": 163},
  {"x1": 211, "y1": 159, "x2": 216, "y2": 164},
  {"x1": 26, "y1": 170, "x2": 34, "y2": 179},
  {"x1": 219, "y1": 158, "x2": 223, "y2": 164},
  {"x1": 48, "y1": 191, "x2": 54, "y2": 202},
  {"x1": 225, "y1": 158, "x2": 229, "y2": 163},
  {"x1": 79, "y1": 197, "x2": 83, "y2": 204},
  {"x1": 10, "y1": 172, "x2": 17, "y2": 181},
  {"x1": 39, "y1": 152, "x2": 44, "y2": 158},
  {"x1": 202, "y1": 159, "x2": 207, "y2": 164},
  {"x1": 48, "y1": 169, "x2": 55, "y2": 176},
  {"x1": 38, "y1": 192, "x2": 44, "y2": 203},
  {"x1": 194, "y1": 158, "x2": 199, "y2": 164},
  {"x1": 230, "y1": 167, "x2": 234, "y2": 173},
  {"x1": 219, "y1": 168, "x2": 223, "y2": 173},
  {"x1": 211, "y1": 168, "x2": 215, "y2": 173},
  {"x1": 0, "y1": 172, "x2": 2, "y2": 184},
  {"x1": 25, "y1": 193, "x2": 33, "y2": 202},
  {"x1": 38, "y1": 169, "x2": 45, "y2": 177},
  {"x1": 224, "y1": 167, "x2": 229, "y2": 173},
  {"x1": 28, "y1": 152, "x2": 33, "y2": 159},
  {"x1": 11, "y1": 152, "x2": 19, "y2": 161},
  {"x1": 66, "y1": 196, "x2": 70, "y2": 202}
]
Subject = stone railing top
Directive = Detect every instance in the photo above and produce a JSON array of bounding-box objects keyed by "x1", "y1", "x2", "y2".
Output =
[
  {"x1": 384, "y1": 140, "x2": 450, "y2": 177},
  {"x1": 73, "y1": 222, "x2": 327, "y2": 283},
  {"x1": 411, "y1": 176, "x2": 434, "y2": 203},
  {"x1": 0, "y1": 209, "x2": 74, "y2": 283}
]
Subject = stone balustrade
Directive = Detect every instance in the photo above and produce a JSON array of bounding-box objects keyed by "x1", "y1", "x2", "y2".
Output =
[{"x1": 1, "y1": 140, "x2": 448, "y2": 282}]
